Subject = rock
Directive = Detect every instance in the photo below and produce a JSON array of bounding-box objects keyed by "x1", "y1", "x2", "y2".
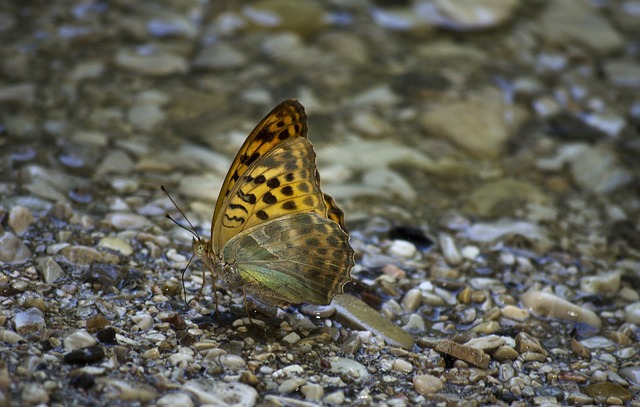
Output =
[
  {"x1": 60, "y1": 246, "x2": 119, "y2": 266},
  {"x1": 582, "y1": 382, "x2": 631, "y2": 403},
  {"x1": 332, "y1": 294, "x2": 414, "y2": 350},
  {"x1": 434, "y1": 340, "x2": 490, "y2": 368},
  {"x1": 580, "y1": 271, "x2": 621, "y2": 297},
  {"x1": 183, "y1": 379, "x2": 257, "y2": 407},
  {"x1": 428, "y1": 0, "x2": 519, "y2": 31},
  {"x1": 329, "y1": 357, "x2": 369, "y2": 381},
  {"x1": 562, "y1": 144, "x2": 633, "y2": 194},
  {"x1": 619, "y1": 366, "x2": 640, "y2": 386},
  {"x1": 604, "y1": 60, "x2": 640, "y2": 88},
  {"x1": 539, "y1": 0, "x2": 624, "y2": 55},
  {"x1": 36, "y1": 257, "x2": 64, "y2": 283},
  {"x1": 63, "y1": 346, "x2": 105, "y2": 365},
  {"x1": 193, "y1": 43, "x2": 248, "y2": 70},
  {"x1": 520, "y1": 291, "x2": 602, "y2": 329},
  {"x1": 114, "y1": 50, "x2": 188, "y2": 76},
  {"x1": 420, "y1": 92, "x2": 526, "y2": 158},
  {"x1": 8, "y1": 205, "x2": 35, "y2": 236},
  {"x1": 157, "y1": 392, "x2": 194, "y2": 407},
  {"x1": 99, "y1": 378, "x2": 156, "y2": 402},
  {"x1": 243, "y1": 0, "x2": 327, "y2": 36},
  {"x1": 464, "y1": 335, "x2": 506, "y2": 352},
  {"x1": 624, "y1": 302, "x2": 640, "y2": 324},
  {"x1": 98, "y1": 237, "x2": 133, "y2": 256},
  {"x1": 128, "y1": 104, "x2": 165, "y2": 132},
  {"x1": 0, "y1": 83, "x2": 36, "y2": 106},
  {"x1": 14, "y1": 308, "x2": 46, "y2": 335},
  {"x1": 0, "y1": 230, "x2": 32, "y2": 264},
  {"x1": 96, "y1": 150, "x2": 134, "y2": 175},
  {"x1": 104, "y1": 213, "x2": 151, "y2": 230},
  {"x1": 515, "y1": 332, "x2": 548, "y2": 356},
  {"x1": 462, "y1": 179, "x2": 549, "y2": 218},
  {"x1": 300, "y1": 383, "x2": 324, "y2": 401},
  {"x1": 64, "y1": 329, "x2": 98, "y2": 351},
  {"x1": 413, "y1": 374, "x2": 444, "y2": 395},
  {"x1": 21, "y1": 383, "x2": 49, "y2": 405}
]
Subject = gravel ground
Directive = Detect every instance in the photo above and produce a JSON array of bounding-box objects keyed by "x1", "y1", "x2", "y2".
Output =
[{"x1": 1, "y1": 1, "x2": 639, "y2": 406}]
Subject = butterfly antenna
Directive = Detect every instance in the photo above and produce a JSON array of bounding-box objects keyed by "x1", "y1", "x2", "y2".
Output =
[{"x1": 161, "y1": 185, "x2": 201, "y2": 240}]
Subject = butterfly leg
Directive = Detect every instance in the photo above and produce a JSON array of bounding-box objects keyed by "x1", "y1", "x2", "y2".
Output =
[{"x1": 241, "y1": 285, "x2": 254, "y2": 324}]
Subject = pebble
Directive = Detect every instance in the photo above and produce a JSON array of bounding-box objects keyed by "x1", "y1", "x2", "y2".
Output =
[
  {"x1": 21, "y1": 383, "x2": 49, "y2": 405},
  {"x1": 104, "y1": 213, "x2": 152, "y2": 230},
  {"x1": 438, "y1": 233, "x2": 462, "y2": 266},
  {"x1": 464, "y1": 335, "x2": 505, "y2": 352},
  {"x1": 64, "y1": 330, "x2": 97, "y2": 351},
  {"x1": 0, "y1": 230, "x2": 32, "y2": 264},
  {"x1": 392, "y1": 358, "x2": 413, "y2": 374},
  {"x1": 463, "y1": 180, "x2": 550, "y2": 220},
  {"x1": 300, "y1": 383, "x2": 324, "y2": 401},
  {"x1": 624, "y1": 302, "x2": 640, "y2": 324},
  {"x1": 157, "y1": 392, "x2": 194, "y2": 407},
  {"x1": 580, "y1": 271, "x2": 621, "y2": 296},
  {"x1": 492, "y1": 345, "x2": 519, "y2": 361},
  {"x1": 539, "y1": 0, "x2": 624, "y2": 55},
  {"x1": 434, "y1": 340, "x2": 490, "y2": 368},
  {"x1": 8, "y1": 205, "x2": 35, "y2": 236},
  {"x1": 520, "y1": 290, "x2": 602, "y2": 329},
  {"x1": 619, "y1": 366, "x2": 640, "y2": 386},
  {"x1": 63, "y1": 346, "x2": 105, "y2": 365},
  {"x1": 183, "y1": 380, "x2": 257, "y2": 407},
  {"x1": 582, "y1": 382, "x2": 632, "y2": 403},
  {"x1": 278, "y1": 378, "x2": 306, "y2": 393},
  {"x1": 114, "y1": 50, "x2": 188, "y2": 76},
  {"x1": 329, "y1": 357, "x2": 369, "y2": 381},
  {"x1": 389, "y1": 240, "x2": 417, "y2": 259},
  {"x1": 98, "y1": 237, "x2": 133, "y2": 256},
  {"x1": 60, "y1": 246, "x2": 119, "y2": 266},
  {"x1": 401, "y1": 288, "x2": 422, "y2": 312},
  {"x1": 323, "y1": 390, "x2": 345, "y2": 405},
  {"x1": 332, "y1": 294, "x2": 414, "y2": 350},
  {"x1": 281, "y1": 332, "x2": 300, "y2": 345},
  {"x1": 14, "y1": 308, "x2": 46, "y2": 335},
  {"x1": 100, "y1": 379, "x2": 156, "y2": 402},
  {"x1": 128, "y1": 104, "x2": 165, "y2": 132},
  {"x1": 0, "y1": 329, "x2": 25, "y2": 344},
  {"x1": 420, "y1": 93, "x2": 524, "y2": 158},
  {"x1": 218, "y1": 354, "x2": 247, "y2": 371},
  {"x1": 193, "y1": 43, "x2": 248, "y2": 70},
  {"x1": 36, "y1": 257, "x2": 64, "y2": 283},
  {"x1": 132, "y1": 314, "x2": 153, "y2": 331},
  {"x1": 426, "y1": 0, "x2": 518, "y2": 31},
  {"x1": 413, "y1": 374, "x2": 444, "y2": 395},
  {"x1": 500, "y1": 305, "x2": 530, "y2": 321},
  {"x1": 515, "y1": 332, "x2": 547, "y2": 356}
]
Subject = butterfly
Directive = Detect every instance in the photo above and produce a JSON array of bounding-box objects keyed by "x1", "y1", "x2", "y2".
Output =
[{"x1": 171, "y1": 100, "x2": 354, "y2": 311}]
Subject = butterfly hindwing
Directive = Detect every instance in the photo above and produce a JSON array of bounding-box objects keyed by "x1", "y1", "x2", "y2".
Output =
[{"x1": 222, "y1": 212, "x2": 354, "y2": 305}]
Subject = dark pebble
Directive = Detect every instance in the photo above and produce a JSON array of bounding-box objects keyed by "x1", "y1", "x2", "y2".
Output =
[
  {"x1": 534, "y1": 385, "x2": 565, "y2": 401},
  {"x1": 63, "y1": 346, "x2": 105, "y2": 365},
  {"x1": 388, "y1": 226, "x2": 434, "y2": 250},
  {"x1": 96, "y1": 327, "x2": 117, "y2": 344},
  {"x1": 69, "y1": 373, "x2": 96, "y2": 389}
]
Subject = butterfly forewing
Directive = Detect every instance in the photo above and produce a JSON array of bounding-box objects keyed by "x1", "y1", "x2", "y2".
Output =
[
  {"x1": 211, "y1": 100, "x2": 307, "y2": 246},
  {"x1": 222, "y1": 212, "x2": 354, "y2": 305}
]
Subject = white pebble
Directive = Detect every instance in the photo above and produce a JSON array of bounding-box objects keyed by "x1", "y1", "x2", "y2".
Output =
[
  {"x1": 389, "y1": 239, "x2": 417, "y2": 258},
  {"x1": 64, "y1": 329, "x2": 97, "y2": 351}
]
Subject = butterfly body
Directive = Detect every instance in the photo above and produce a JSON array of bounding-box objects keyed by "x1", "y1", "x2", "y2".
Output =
[{"x1": 192, "y1": 100, "x2": 354, "y2": 307}]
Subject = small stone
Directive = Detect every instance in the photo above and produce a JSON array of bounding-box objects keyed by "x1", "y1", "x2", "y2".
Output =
[
  {"x1": 183, "y1": 379, "x2": 257, "y2": 406},
  {"x1": 218, "y1": 354, "x2": 247, "y2": 371},
  {"x1": 0, "y1": 329, "x2": 25, "y2": 344},
  {"x1": 157, "y1": 392, "x2": 194, "y2": 407},
  {"x1": 278, "y1": 378, "x2": 306, "y2": 393},
  {"x1": 98, "y1": 237, "x2": 133, "y2": 256},
  {"x1": 100, "y1": 379, "x2": 156, "y2": 402},
  {"x1": 323, "y1": 390, "x2": 345, "y2": 405},
  {"x1": 464, "y1": 335, "x2": 505, "y2": 352},
  {"x1": 624, "y1": 302, "x2": 640, "y2": 324},
  {"x1": 300, "y1": 383, "x2": 324, "y2": 401},
  {"x1": 580, "y1": 271, "x2": 621, "y2": 297},
  {"x1": 63, "y1": 346, "x2": 105, "y2": 365},
  {"x1": 21, "y1": 383, "x2": 49, "y2": 405},
  {"x1": 104, "y1": 213, "x2": 151, "y2": 230},
  {"x1": 14, "y1": 308, "x2": 46, "y2": 335},
  {"x1": 520, "y1": 291, "x2": 602, "y2": 329},
  {"x1": 439, "y1": 233, "x2": 462, "y2": 266},
  {"x1": 60, "y1": 246, "x2": 119, "y2": 266},
  {"x1": 350, "y1": 111, "x2": 393, "y2": 138},
  {"x1": 402, "y1": 313, "x2": 426, "y2": 334},
  {"x1": 515, "y1": 332, "x2": 548, "y2": 356},
  {"x1": 132, "y1": 314, "x2": 153, "y2": 330},
  {"x1": 329, "y1": 357, "x2": 369, "y2": 381},
  {"x1": 114, "y1": 50, "x2": 188, "y2": 76},
  {"x1": 281, "y1": 332, "x2": 300, "y2": 345},
  {"x1": 64, "y1": 329, "x2": 97, "y2": 351},
  {"x1": 193, "y1": 43, "x2": 248, "y2": 70},
  {"x1": 471, "y1": 321, "x2": 501, "y2": 334},
  {"x1": 401, "y1": 288, "x2": 422, "y2": 312},
  {"x1": 36, "y1": 257, "x2": 64, "y2": 283},
  {"x1": 434, "y1": 340, "x2": 490, "y2": 368},
  {"x1": 8, "y1": 205, "x2": 35, "y2": 236},
  {"x1": 413, "y1": 374, "x2": 444, "y2": 395},
  {"x1": 500, "y1": 305, "x2": 530, "y2": 321},
  {"x1": 392, "y1": 359, "x2": 413, "y2": 374},
  {"x1": 492, "y1": 345, "x2": 519, "y2": 361},
  {"x1": 389, "y1": 239, "x2": 417, "y2": 259},
  {"x1": 96, "y1": 150, "x2": 134, "y2": 175},
  {"x1": 619, "y1": 366, "x2": 640, "y2": 386},
  {"x1": 332, "y1": 294, "x2": 414, "y2": 350},
  {"x1": 0, "y1": 230, "x2": 32, "y2": 264},
  {"x1": 580, "y1": 336, "x2": 615, "y2": 350},
  {"x1": 582, "y1": 382, "x2": 631, "y2": 403},
  {"x1": 128, "y1": 104, "x2": 165, "y2": 132},
  {"x1": 571, "y1": 338, "x2": 591, "y2": 359}
]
